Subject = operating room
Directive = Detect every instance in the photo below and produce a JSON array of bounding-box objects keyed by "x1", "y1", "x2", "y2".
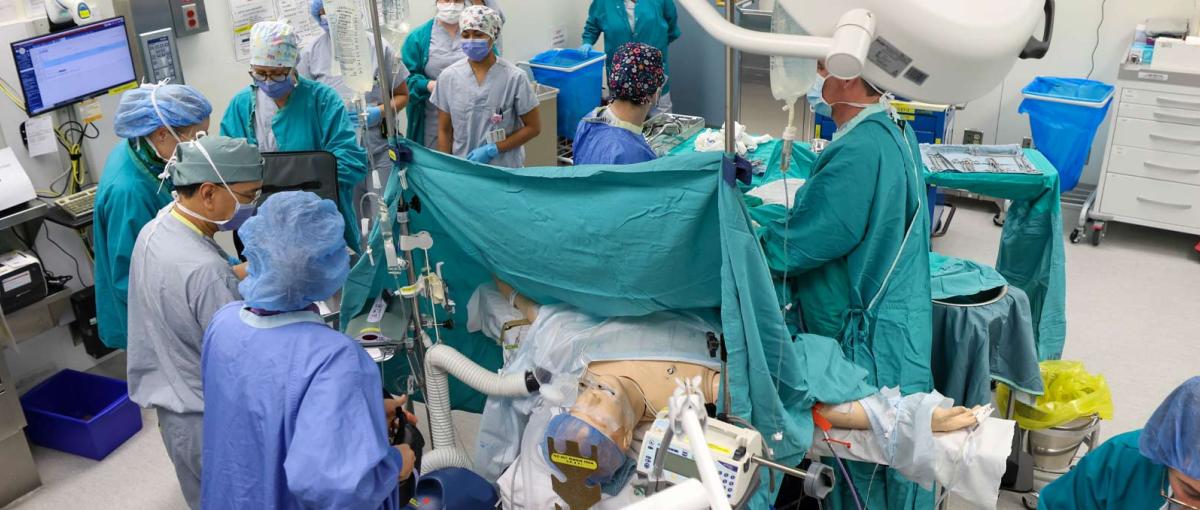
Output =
[{"x1": 0, "y1": 0, "x2": 1198, "y2": 509}]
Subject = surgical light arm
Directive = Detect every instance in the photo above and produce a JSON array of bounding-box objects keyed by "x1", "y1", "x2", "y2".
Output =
[{"x1": 674, "y1": 0, "x2": 875, "y2": 79}]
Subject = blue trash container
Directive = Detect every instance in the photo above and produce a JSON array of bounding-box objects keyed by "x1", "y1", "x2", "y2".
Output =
[
  {"x1": 1018, "y1": 77, "x2": 1115, "y2": 192},
  {"x1": 20, "y1": 369, "x2": 143, "y2": 460},
  {"x1": 528, "y1": 49, "x2": 606, "y2": 141}
]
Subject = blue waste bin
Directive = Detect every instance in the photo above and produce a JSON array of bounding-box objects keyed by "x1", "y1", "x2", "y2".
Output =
[
  {"x1": 1018, "y1": 77, "x2": 1115, "y2": 192},
  {"x1": 528, "y1": 49, "x2": 606, "y2": 141}
]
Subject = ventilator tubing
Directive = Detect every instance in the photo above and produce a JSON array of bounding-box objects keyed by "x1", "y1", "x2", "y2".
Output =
[{"x1": 422, "y1": 343, "x2": 537, "y2": 472}]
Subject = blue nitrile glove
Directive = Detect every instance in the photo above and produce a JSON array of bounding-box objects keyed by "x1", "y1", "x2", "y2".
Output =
[
  {"x1": 467, "y1": 143, "x2": 499, "y2": 163},
  {"x1": 365, "y1": 106, "x2": 382, "y2": 127},
  {"x1": 578, "y1": 43, "x2": 593, "y2": 54}
]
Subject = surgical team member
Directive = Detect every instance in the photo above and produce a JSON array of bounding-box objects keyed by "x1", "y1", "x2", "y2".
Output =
[
  {"x1": 298, "y1": 0, "x2": 410, "y2": 179},
  {"x1": 432, "y1": 5, "x2": 540, "y2": 167},
  {"x1": 581, "y1": 0, "x2": 679, "y2": 116},
  {"x1": 201, "y1": 192, "x2": 415, "y2": 510},
  {"x1": 1039, "y1": 377, "x2": 1200, "y2": 509},
  {"x1": 761, "y1": 61, "x2": 933, "y2": 510},
  {"x1": 221, "y1": 20, "x2": 367, "y2": 249},
  {"x1": 572, "y1": 42, "x2": 664, "y2": 165},
  {"x1": 402, "y1": 0, "x2": 496, "y2": 148},
  {"x1": 126, "y1": 135, "x2": 264, "y2": 509},
  {"x1": 95, "y1": 83, "x2": 211, "y2": 351}
]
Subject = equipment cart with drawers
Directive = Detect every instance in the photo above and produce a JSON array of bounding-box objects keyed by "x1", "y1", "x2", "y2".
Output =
[{"x1": 1082, "y1": 65, "x2": 1200, "y2": 248}]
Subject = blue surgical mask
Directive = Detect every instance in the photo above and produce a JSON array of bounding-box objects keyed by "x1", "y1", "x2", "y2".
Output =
[
  {"x1": 462, "y1": 39, "x2": 491, "y2": 62},
  {"x1": 808, "y1": 74, "x2": 833, "y2": 118},
  {"x1": 256, "y1": 75, "x2": 296, "y2": 100}
]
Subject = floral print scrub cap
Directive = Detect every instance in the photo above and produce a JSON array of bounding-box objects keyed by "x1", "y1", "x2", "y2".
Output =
[
  {"x1": 460, "y1": 5, "x2": 503, "y2": 41},
  {"x1": 609, "y1": 42, "x2": 665, "y2": 105}
]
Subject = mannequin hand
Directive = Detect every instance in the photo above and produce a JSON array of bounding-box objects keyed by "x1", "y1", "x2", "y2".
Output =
[
  {"x1": 395, "y1": 444, "x2": 416, "y2": 480},
  {"x1": 467, "y1": 143, "x2": 499, "y2": 163},
  {"x1": 578, "y1": 43, "x2": 593, "y2": 54},
  {"x1": 932, "y1": 406, "x2": 982, "y2": 432},
  {"x1": 366, "y1": 106, "x2": 382, "y2": 127}
]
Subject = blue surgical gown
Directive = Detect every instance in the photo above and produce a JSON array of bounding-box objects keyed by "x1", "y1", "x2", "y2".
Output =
[
  {"x1": 220, "y1": 77, "x2": 368, "y2": 248},
  {"x1": 572, "y1": 114, "x2": 656, "y2": 165},
  {"x1": 1039, "y1": 430, "x2": 1166, "y2": 509},
  {"x1": 583, "y1": 0, "x2": 680, "y2": 95},
  {"x1": 94, "y1": 139, "x2": 174, "y2": 349},
  {"x1": 201, "y1": 303, "x2": 404, "y2": 510}
]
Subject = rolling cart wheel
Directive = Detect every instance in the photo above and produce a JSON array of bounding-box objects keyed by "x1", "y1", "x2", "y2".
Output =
[
  {"x1": 1070, "y1": 229, "x2": 1082, "y2": 244},
  {"x1": 1022, "y1": 493, "x2": 1039, "y2": 510},
  {"x1": 1090, "y1": 222, "x2": 1105, "y2": 247},
  {"x1": 1091, "y1": 229, "x2": 1102, "y2": 247},
  {"x1": 993, "y1": 213, "x2": 1005, "y2": 227}
]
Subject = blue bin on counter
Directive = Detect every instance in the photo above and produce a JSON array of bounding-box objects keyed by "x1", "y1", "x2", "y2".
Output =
[
  {"x1": 20, "y1": 369, "x2": 143, "y2": 460},
  {"x1": 528, "y1": 48, "x2": 606, "y2": 140},
  {"x1": 1018, "y1": 77, "x2": 1114, "y2": 192}
]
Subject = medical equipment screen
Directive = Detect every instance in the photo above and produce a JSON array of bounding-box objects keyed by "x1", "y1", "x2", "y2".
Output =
[
  {"x1": 664, "y1": 452, "x2": 701, "y2": 479},
  {"x1": 11, "y1": 17, "x2": 137, "y2": 117}
]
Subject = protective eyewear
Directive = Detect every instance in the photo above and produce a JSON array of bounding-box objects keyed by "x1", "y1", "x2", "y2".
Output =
[
  {"x1": 248, "y1": 70, "x2": 292, "y2": 83},
  {"x1": 1163, "y1": 473, "x2": 1200, "y2": 510},
  {"x1": 229, "y1": 187, "x2": 262, "y2": 204}
]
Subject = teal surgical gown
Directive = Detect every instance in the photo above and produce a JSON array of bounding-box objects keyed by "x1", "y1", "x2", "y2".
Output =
[
  {"x1": 201, "y1": 303, "x2": 404, "y2": 510},
  {"x1": 220, "y1": 77, "x2": 368, "y2": 248},
  {"x1": 583, "y1": 0, "x2": 679, "y2": 95},
  {"x1": 1039, "y1": 430, "x2": 1166, "y2": 509},
  {"x1": 93, "y1": 139, "x2": 174, "y2": 349},
  {"x1": 762, "y1": 107, "x2": 935, "y2": 509}
]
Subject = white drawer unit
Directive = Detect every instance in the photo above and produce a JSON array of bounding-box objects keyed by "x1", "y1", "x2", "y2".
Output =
[
  {"x1": 1085, "y1": 68, "x2": 1200, "y2": 244},
  {"x1": 1111, "y1": 117, "x2": 1200, "y2": 156},
  {"x1": 1101, "y1": 174, "x2": 1200, "y2": 228},
  {"x1": 1105, "y1": 146, "x2": 1200, "y2": 186}
]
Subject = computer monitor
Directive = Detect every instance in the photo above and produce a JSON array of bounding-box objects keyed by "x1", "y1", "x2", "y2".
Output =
[{"x1": 10, "y1": 17, "x2": 137, "y2": 117}]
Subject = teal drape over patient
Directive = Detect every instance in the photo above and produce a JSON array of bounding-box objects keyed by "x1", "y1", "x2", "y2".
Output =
[{"x1": 341, "y1": 140, "x2": 875, "y2": 496}]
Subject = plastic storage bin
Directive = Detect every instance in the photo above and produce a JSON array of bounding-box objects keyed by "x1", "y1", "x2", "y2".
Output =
[
  {"x1": 527, "y1": 48, "x2": 606, "y2": 140},
  {"x1": 20, "y1": 369, "x2": 143, "y2": 460},
  {"x1": 1018, "y1": 77, "x2": 1115, "y2": 192}
]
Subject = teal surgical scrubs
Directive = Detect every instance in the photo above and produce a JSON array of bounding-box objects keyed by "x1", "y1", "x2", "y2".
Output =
[
  {"x1": 93, "y1": 139, "x2": 174, "y2": 349},
  {"x1": 1039, "y1": 430, "x2": 1167, "y2": 510},
  {"x1": 762, "y1": 105, "x2": 935, "y2": 509},
  {"x1": 583, "y1": 0, "x2": 679, "y2": 95},
  {"x1": 220, "y1": 77, "x2": 368, "y2": 248}
]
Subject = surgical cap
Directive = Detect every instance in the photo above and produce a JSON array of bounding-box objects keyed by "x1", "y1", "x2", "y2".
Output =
[
  {"x1": 250, "y1": 21, "x2": 300, "y2": 68},
  {"x1": 168, "y1": 134, "x2": 264, "y2": 186},
  {"x1": 238, "y1": 192, "x2": 349, "y2": 312},
  {"x1": 1140, "y1": 377, "x2": 1200, "y2": 479},
  {"x1": 609, "y1": 43, "x2": 666, "y2": 105},
  {"x1": 460, "y1": 5, "x2": 502, "y2": 40},
  {"x1": 542, "y1": 413, "x2": 626, "y2": 487},
  {"x1": 113, "y1": 83, "x2": 212, "y2": 139},
  {"x1": 309, "y1": 0, "x2": 322, "y2": 20}
]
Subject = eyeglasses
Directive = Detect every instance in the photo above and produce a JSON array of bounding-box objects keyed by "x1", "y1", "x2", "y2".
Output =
[
  {"x1": 231, "y1": 188, "x2": 262, "y2": 204},
  {"x1": 1163, "y1": 472, "x2": 1200, "y2": 510},
  {"x1": 248, "y1": 70, "x2": 292, "y2": 83}
]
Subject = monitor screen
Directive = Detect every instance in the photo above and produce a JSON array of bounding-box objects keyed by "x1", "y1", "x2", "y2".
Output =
[{"x1": 11, "y1": 17, "x2": 137, "y2": 117}]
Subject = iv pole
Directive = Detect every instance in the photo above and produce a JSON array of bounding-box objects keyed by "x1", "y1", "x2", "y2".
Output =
[{"x1": 362, "y1": 0, "x2": 431, "y2": 414}]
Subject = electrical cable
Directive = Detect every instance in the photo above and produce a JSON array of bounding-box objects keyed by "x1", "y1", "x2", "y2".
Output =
[
  {"x1": 42, "y1": 225, "x2": 88, "y2": 286},
  {"x1": 1086, "y1": 0, "x2": 1109, "y2": 79}
]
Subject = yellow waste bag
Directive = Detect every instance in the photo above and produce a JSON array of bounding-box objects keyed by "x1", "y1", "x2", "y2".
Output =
[{"x1": 998, "y1": 360, "x2": 1114, "y2": 430}]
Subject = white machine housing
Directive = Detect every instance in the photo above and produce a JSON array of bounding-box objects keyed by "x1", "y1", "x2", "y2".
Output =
[
  {"x1": 779, "y1": 0, "x2": 1053, "y2": 104},
  {"x1": 637, "y1": 411, "x2": 764, "y2": 506}
]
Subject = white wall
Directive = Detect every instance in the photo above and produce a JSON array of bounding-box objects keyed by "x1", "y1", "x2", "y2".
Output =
[{"x1": 952, "y1": 0, "x2": 1198, "y2": 186}]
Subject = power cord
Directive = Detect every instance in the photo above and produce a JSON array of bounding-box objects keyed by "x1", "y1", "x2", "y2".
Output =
[{"x1": 1086, "y1": 0, "x2": 1109, "y2": 79}]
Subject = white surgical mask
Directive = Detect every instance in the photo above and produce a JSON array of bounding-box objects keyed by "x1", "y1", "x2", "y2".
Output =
[{"x1": 436, "y1": 2, "x2": 464, "y2": 24}]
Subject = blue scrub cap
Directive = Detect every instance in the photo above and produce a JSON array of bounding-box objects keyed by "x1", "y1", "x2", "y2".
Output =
[
  {"x1": 1140, "y1": 377, "x2": 1200, "y2": 479},
  {"x1": 309, "y1": 0, "x2": 322, "y2": 20},
  {"x1": 542, "y1": 413, "x2": 627, "y2": 487},
  {"x1": 238, "y1": 192, "x2": 350, "y2": 312},
  {"x1": 113, "y1": 83, "x2": 212, "y2": 139}
]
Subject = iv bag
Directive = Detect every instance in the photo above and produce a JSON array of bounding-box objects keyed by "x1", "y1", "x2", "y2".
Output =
[
  {"x1": 327, "y1": 0, "x2": 375, "y2": 94},
  {"x1": 769, "y1": 2, "x2": 816, "y2": 104},
  {"x1": 377, "y1": 0, "x2": 411, "y2": 50}
]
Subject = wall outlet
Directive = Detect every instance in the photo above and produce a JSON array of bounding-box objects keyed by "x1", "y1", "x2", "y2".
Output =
[
  {"x1": 1021, "y1": 137, "x2": 1033, "y2": 149},
  {"x1": 963, "y1": 130, "x2": 984, "y2": 145}
]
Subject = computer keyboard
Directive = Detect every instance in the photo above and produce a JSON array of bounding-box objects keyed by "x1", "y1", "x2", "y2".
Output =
[{"x1": 54, "y1": 187, "x2": 96, "y2": 218}]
